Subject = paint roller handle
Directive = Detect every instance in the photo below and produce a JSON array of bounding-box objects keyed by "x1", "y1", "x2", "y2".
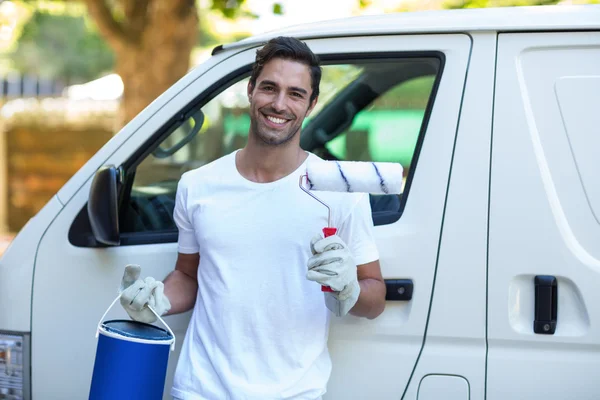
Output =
[{"x1": 321, "y1": 227, "x2": 338, "y2": 292}]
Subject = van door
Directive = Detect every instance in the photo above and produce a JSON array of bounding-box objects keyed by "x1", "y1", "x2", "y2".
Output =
[
  {"x1": 31, "y1": 34, "x2": 471, "y2": 399},
  {"x1": 398, "y1": 31, "x2": 497, "y2": 400},
  {"x1": 488, "y1": 32, "x2": 600, "y2": 399}
]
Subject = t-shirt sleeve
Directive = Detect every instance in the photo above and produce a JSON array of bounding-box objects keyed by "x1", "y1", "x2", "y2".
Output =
[
  {"x1": 173, "y1": 177, "x2": 200, "y2": 254},
  {"x1": 339, "y1": 193, "x2": 380, "y2": 265}
]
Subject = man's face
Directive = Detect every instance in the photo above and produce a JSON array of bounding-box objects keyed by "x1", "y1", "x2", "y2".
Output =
[{"x1": 248, "y1": 58, "x2": 317, "y2": 146}]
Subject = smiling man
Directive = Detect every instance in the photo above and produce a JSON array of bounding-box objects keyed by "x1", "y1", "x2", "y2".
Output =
[
  {"x1": 118, "y1": 36, "x2": 386, "y2": 400},
  {"x1": 248, "y1": 56, "x2": 314, "y2": 147}
]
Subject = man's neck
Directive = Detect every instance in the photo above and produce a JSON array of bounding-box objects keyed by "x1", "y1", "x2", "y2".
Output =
[{"x1": 236, "y1": 140, "x2": 308, "y2": 184}]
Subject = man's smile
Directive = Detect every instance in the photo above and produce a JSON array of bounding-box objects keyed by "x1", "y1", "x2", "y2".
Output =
[
  {"x1": 261, "y1": 111, "x2": 293, "y2": 127},
  {"x1": 266, "y1": 115, "x2": 287, "y2": 124}
]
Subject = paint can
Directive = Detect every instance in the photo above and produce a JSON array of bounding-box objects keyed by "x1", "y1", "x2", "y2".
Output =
[{"x1": 89, "y1": 294, "x2": 176, "y2": 400}]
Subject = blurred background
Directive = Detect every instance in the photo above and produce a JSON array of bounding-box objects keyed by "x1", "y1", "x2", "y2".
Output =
[{"x1": 0, "y1": 0, "x2": 597, "y2": 252}]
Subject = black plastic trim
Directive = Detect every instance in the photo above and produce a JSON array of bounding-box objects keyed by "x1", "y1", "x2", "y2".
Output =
[
  {"x1": 69, "y1": 205, "x2": 108, "y2": 247},
  {"x1": 211, "y1": 44, "x2": 224, "y2": 56},
  {"x1": 87, "y1": 165, "x2": 120, "y2": 245},
  {"x1": 534, "y1": 275, "x2": 558, "y2": 335},
  {"x1": 119, "y1": 231, "x2": 179, "y2": 246},
  {"x1": 385, "y1": 279, "x2": 414, "y2": 301},
  {"x1": 372, "y1": 210, "x2": 402, "y2": 226}
]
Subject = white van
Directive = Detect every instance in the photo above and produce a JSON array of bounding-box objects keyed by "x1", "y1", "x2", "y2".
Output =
[{"x1": 1, "y1": 5, "x2": 600, "y2": 399}]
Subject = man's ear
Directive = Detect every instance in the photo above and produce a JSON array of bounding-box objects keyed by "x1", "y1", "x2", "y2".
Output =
[
  {"x1": 247, "y1": 82, "x2": 254, "y2": 101},
  {"x1": 306, "y1": 96, "x2": 319, "y2": 117}
]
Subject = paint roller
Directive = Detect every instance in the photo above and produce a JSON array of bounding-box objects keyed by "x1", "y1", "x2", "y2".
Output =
[{"x1": 300, "y1": 160, "x2": 404, "y2": 292}]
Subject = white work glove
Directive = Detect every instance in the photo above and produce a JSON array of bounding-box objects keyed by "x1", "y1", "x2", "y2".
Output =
[
  {"x1": 306, "y1": 235, "x2": 361, "y2": 317},
  {"x1": 119, "y1": 264, "x2": 171, "y2": 324}
]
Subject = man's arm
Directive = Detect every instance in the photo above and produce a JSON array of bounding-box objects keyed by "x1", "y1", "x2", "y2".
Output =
[
  {"x1": 163, "y1": 252, "x2": 200, "y2": 315},
  {"x1": 350, "y1": 260, "x2": 386, "y2": 319}
]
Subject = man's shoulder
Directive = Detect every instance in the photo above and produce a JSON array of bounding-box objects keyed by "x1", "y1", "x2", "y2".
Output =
[{"x1": 179, "y1": 152, "x2": 236, "y2": 188}]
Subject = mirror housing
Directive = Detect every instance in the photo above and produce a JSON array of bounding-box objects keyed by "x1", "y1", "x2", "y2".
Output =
[{"x1": 88, "y1": 165, "x2": 120, "y2": 246}]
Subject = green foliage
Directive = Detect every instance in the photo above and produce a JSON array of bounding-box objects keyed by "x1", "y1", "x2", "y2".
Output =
[
  {"x1": 10, "y1": 10, "x2": 114, "y2": 83},
  {"x1": 272, "y1": 2, "x2": 284, "y2": 15},
  {"x1": 210, "y1": 0, "x2": 257, "y2": 19}
]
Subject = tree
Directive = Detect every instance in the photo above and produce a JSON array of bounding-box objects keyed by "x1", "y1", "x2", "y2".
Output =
[
  {"x1": 82, "y1": 0, "x2": 199, "y2": 126},
  {"x1": 11, "y1": 9, "x2": 114, "y2": 83}
]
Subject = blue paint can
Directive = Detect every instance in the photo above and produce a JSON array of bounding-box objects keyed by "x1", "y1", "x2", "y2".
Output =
[{"x1": 89, "y1": 295, "x2": 176, "y2": 400}]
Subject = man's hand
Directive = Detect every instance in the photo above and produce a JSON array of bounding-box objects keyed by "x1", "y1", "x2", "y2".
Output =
[
  {"x1": 119, "y1": 264, "x2": 171, "y2": 324},
  {"x1": 306, "y1": 235, "x2": 361, "y2": 317}
]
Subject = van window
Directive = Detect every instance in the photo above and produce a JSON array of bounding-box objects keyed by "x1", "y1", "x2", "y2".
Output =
[{"x1": 119, "y1": 57, "x2": 441, "y2": 238}]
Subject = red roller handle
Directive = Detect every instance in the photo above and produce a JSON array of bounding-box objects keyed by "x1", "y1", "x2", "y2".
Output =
[{"x1": 321, "y1": 227, "x2": 337, "y2": 292}]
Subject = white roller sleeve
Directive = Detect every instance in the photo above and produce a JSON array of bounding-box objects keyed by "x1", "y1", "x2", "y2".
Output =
[{"x1": 306, "y1": 160, "x2": 403, "y2": 194}]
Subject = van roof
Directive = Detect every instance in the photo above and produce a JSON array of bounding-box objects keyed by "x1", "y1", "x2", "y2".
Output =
[{"x1": 220, "y1": 5, "x2": 600, "y2": 52}]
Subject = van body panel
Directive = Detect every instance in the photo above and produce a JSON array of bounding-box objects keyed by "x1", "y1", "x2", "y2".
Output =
[
  {"x1": 225, "y1": 5, "x2": 600, "y2": 52},
  {"x1": 554, "y1": 76, "x2": 600, "y2": 224},
  {"x1": 417, "y1": 375, "x2": 469, "y2": 400},
  {"x1": 488, "y1": 31, "x2": 600, "y2": 399},
  {"x1": 401, "y1": 31, "x2": 496, "y2": 400},
  {"x1": 323, "y1": 34, "x2": 472, "y2": 399},
  {"x1": 0, "y1": 196, "x2": 63, "y2": 332}
]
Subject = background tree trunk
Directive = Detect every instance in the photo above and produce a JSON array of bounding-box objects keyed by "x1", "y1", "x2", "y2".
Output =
[
  {"x1": 116, "y1": 7, "x2": 198, "y2": 126},
  {"x1": 84, "y1": 0, "x2": 199, "y2": 128}
]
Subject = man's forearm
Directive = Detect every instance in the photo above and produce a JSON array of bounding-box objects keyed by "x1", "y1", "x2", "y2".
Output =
[
  {"x1": 350, "y1": 278, "x2": 386, "y2": 319},
  {"x1": 163, "y1": 270, "x2": 198, "y2": 315}
]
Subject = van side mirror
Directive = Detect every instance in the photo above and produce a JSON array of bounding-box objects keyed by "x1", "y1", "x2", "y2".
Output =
[{"x1": 88, "y1": 165, "x2": 120, "y2": 246}]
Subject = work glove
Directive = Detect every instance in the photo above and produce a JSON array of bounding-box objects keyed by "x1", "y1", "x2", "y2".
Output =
[
  {"x1": 306, "y1": 235, "x2": 361, "y2": 317},
  {"x1": 119, "y1": 264, "x2": 171, "y2": 324}
]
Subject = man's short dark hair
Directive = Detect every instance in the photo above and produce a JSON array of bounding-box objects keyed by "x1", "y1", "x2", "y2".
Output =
[{"x1": 249, "y1": 36, "x2": 321, "y2": 104}]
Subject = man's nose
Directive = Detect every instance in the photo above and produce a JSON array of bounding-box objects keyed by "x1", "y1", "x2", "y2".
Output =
[{"x1": 272, "y1": 92, "x2": 286, "y2": 112}]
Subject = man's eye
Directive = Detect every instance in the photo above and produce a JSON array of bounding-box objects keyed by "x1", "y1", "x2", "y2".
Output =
[
  {"x1": 291, "y1": 92, "x2": 302, "y2": 98},
  {"x1": 263, "y1": 86, "x2": 274, "y2": 91}
]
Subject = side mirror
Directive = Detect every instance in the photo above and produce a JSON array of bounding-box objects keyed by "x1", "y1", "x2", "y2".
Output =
[{"x1": 88, "y1": 165, "x2": 120, "y2": 246}]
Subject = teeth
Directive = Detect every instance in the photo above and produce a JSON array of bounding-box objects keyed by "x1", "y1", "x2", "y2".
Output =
[{"x1": 266, "y1": 115, "x2": 286, "y2": 124}]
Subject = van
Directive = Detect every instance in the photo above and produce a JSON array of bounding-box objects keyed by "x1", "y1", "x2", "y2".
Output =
[{"x1": 1, "y1": 5, "x2": 599, "y2": 399}]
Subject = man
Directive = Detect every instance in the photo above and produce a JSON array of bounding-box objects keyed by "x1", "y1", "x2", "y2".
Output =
[{"x1": 120, "y1": 36, "x2": 386, "y2": 400}]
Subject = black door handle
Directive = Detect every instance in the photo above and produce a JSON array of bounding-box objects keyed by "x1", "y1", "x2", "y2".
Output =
[
  {"x1": 534, "y1": 275, "x2": 557, "y2": 334},
  {"x1": 385, "y1": 279, "x2": 413, "y2": 301}
]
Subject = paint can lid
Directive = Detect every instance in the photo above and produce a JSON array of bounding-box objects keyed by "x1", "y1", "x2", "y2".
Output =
[{"x1": 101, "y1": 319, "x2": 173, "y2": 341}]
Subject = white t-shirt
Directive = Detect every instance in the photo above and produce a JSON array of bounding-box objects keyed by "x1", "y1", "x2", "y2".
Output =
[{"x1": 170, "y1": 151, "x2": 379, "y2": 400}]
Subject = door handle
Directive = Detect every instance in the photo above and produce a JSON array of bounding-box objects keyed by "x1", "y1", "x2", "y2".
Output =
[
  {"x1": 534, "y1": 275, "x2": 557, "y2": 334},
  {"x1": 385, "y1": 279, "x2": 413, "y2": 301}
]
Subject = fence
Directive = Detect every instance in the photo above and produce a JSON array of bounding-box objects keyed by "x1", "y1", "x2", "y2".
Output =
[{"x1": 0, "y1": 73, "x2": 66, "y2": 100}]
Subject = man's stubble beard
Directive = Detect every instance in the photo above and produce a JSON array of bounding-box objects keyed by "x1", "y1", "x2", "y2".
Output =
[
  {"x1": 250, "y1": 117, "x2": 302, "y2": 147},
  {"x1": 249, "y1": 103, "x2": 306, "y2": 146}
]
